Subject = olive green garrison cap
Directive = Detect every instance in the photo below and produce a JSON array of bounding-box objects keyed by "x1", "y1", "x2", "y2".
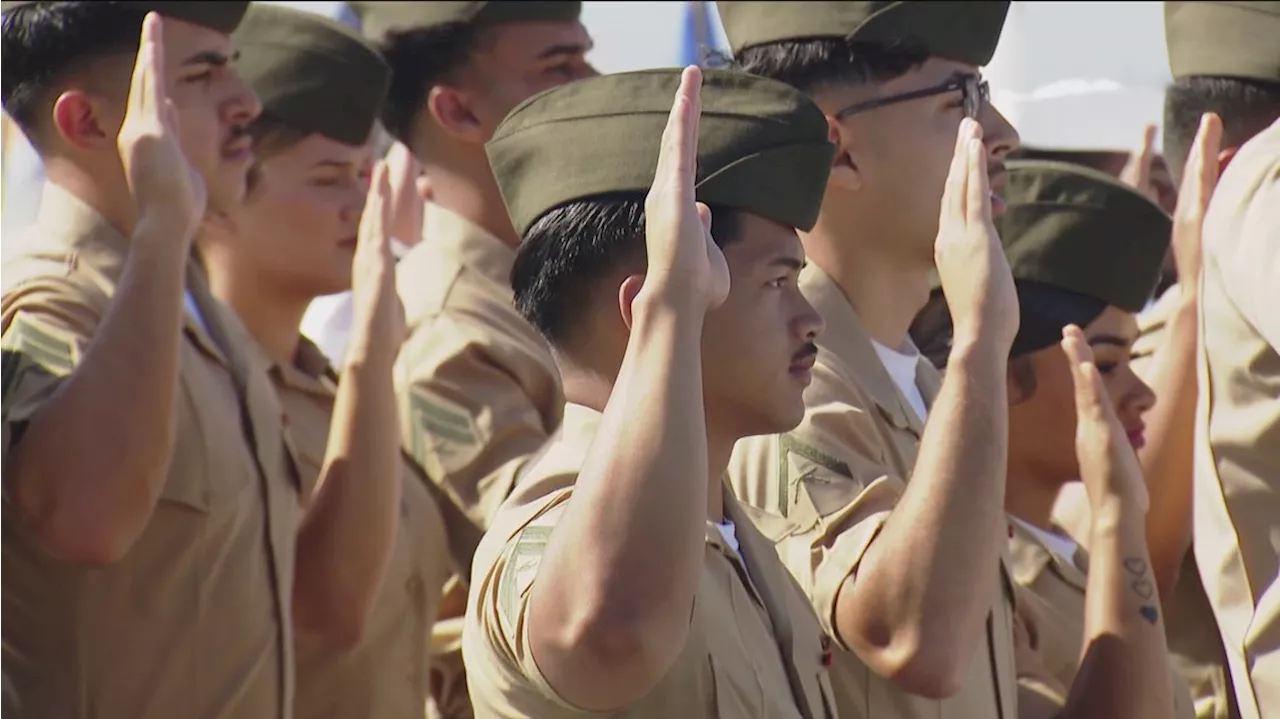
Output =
[
  {"x1": 1165, "y1": 1, "x2": 1280, "y2": 81},
  {"x1": 995, "y1": 160, "x2": 1171, "y2": 314},
  {"x1": 717, "y1": 1, "x2": 1010, "y2": 65},
  {"x1": 234, "y1": 4, "x2": 389, "y2": 146},
  {"x1": 349, "y1": 1, "x2": 581, "y2": 42},
  {"x1": 487, "y1": 68, "x2": 836, "y2": 239},
  {"x1": 0, "y1": 1, "x2": 247, "y2": 32}
]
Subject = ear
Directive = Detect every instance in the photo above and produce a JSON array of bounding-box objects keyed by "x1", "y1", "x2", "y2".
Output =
[
  {"x1": 52, "y1": 89, "x2": 117, "y2": 150},
  {"x1": 1216, "y1": 146, "x2": 1240, "y2": 178},
  {"x1": 618, "y1": 274, "x2": 646, "y2": 331},
  {"x1": 426, "y1": 85, "x2": 486, "y2": 145},
  {"x1": 824, "y1": 114, "x2": 861, "y2": 192}
]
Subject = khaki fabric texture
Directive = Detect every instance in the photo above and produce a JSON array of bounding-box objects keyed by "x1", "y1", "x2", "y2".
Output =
[
  {"x1": 2, "y1": 0, "x2": 247, "y2": 29},
  {"x1": 234, "y1": 3, "x2": 390, "y2": 146},
  {"x1": 1165, "y1": 1, "x2": 1280, "y2": 81},
  {"x1": 1193, "y1": 117, "x2": 1280, "y2": 719},
  {"x1": 1006, "y1": 523, "x2": 1197, "y2": 718},
  {"x1": 462, "y1": 403, "x2": 839, "y2": 718},
  {"x1": 997, "y1": 160, "x2": 1172, "y2": 314},
  {"x1": 395, "y1": 204, "x2": 566, "y2": 718},
  {"x1": 717, "y1": 1, "x2": 1009, "y2": 64},
  {"x1": 487, "y1": 68, "x2": 834, "y2": 238},
  {"x1": 257, "y1": 338, "x2": 454, "y2": 719},
  {"x1": 727, "y1": 264, "x2": 1021, "y2": 719},
  {"x1": 350, "y1": 1, "x2": 581, "y2": 41},
  {"x1": 0, "y1": 184, "x2": 299, "y2": 718}
]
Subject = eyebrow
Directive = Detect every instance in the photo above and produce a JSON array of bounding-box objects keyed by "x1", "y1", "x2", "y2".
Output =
[
  {"x1": 1087, "y1": 334, "x2": 1134, "y2": 348},
  {"x1": 182, "y1": 50, "x2": 232, "y2": 67},
  {"x1": 313, "y1": 159, "x2": 355, "y2": 170},
  {"x1": 769, "y1": 256, "x2": 806, "y2": 272},
  {"x1": 539, "y1": 42, "x2": 592, "y2": 60}
]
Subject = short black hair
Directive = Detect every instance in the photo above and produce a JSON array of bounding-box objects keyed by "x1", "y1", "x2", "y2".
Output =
[
  {"x1": 1163, "y1": 75, "x2": 1280, "y2": 183},
  {"x1": 376, "y1": 22, "x2": 478, "y2": 148},
  {"x1": 512, "y1": 196, "x2": 742, "y2": 346},
  {"x1": 2, "y1": 2, "x2": 148, "y2": 146},
  {"x1": 731, "y1": 36, "x2": 929, "y2": 96}
]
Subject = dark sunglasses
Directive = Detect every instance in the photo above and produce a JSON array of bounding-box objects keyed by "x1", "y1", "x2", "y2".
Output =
[{"x1": 834, "y1": 74, "x2": 990, "y2": 121}]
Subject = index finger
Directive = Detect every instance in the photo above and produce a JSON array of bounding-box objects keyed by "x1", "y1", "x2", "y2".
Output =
[
  {"x1": 1120, "y1": 123, "x2": 1157, "y2": 192},
  {"x1": 130, "y1": 13, "x2": 167, "y2": 116},
  {"x1": 1188, "y1": 113, "x2": 1224, "y2": 210},
  {"x1": 653, "y1": 65, "x2": 703, "y2": 202}
]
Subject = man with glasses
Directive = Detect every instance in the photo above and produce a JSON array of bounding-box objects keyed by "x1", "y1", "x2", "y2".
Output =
[{"x1": 717, "y1": 3, "x2": 1169, "y2": 718}]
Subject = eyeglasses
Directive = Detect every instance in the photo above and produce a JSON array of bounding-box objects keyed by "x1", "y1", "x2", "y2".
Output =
[{"x1": 834, "y1": 74, "x2": 989, "y2": 121}]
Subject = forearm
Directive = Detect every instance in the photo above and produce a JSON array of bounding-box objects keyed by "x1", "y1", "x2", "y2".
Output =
[
  {"x1": 10, "y1": 227, "x2": 190, "y2": 564},
  {"x1": 294, "y1": 348, "x2": 402, "y2": 647},
  {"x1": 1135, "y1": 295, "x2": 1197, "y2": 594},
  {"x1": 839, "y1": 342, "x2": 1010, "y2": 694},
  {"x1": 1063, "y1": 500, "x2": 1174, "y2": 719},
  {"x1": 528, "y1": 299, "x2": 708, "y2": 709}
]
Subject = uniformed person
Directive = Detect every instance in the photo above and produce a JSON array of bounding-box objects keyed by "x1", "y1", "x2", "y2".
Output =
[
  {"x1": 1194, "y1": 115, "x2": 1280, "y2": 718},
  {"x1": 196, "y1": 6, "x2": 455, "y2": 717},
  {"x1": 463, "y1": 65, "x2": 839, "y2": 718},
  {"x1": 718, "y1": 3, "x2": 1191, "y2": 718},
  {"x1": 348, "y1": 4, "x2": 595, "y2": 713},
  {"x1": 1130, "y1": 5, "x2": 1280, "y2": 716},
  {"x1": 912, "y1": 159, "x2": 1197, "y2": 717},
  {"x1": 1, "y1": 3, "x2": 301, "y2": 717},
  {"x1": 716, "y1": 3, "x2": 1026, "y2": 716}
]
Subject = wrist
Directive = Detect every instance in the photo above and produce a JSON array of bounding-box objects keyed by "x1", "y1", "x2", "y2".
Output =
[
  {"x1": 1089, "y1": 492, "x2": 1147, "y2": 533},
  {"x1": 947, "y1": 334, "x2": 1009, "y2": 369}
]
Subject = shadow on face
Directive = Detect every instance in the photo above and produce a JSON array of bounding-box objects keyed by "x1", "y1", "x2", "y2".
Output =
[
  {"x1": 450, "y1": 19, "x2": 597, "y2": 140},
  {"x1": 823, "y1": 56, "x2": 1020, "y2": 264},
  {"x1": 702, "y1": 213, "x2": 824, "y2": 440},
  {"x1": 223, "y1": 132, "x2": 373, "y2": 300},
  {"x1": 1007, "y1": 305, "x2": 1155, "y2": 486}
]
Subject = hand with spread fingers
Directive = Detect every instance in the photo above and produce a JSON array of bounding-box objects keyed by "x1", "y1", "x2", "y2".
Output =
[
  {"x1": 116, "y1": 13, "x2": 207, "y2": 244},
  {"x1": 1063, "y1": 325, "x2": 1150, "y2": 514},
  {"x1": 933, "y1": 118, "x2": 1019, "y2": 351},
  {"x1": 640, "y1": 65, "x2": 731, "y2": 313},
  {"x1": 348, "y1": 161, "x2": 407, "y2": 365},
  {"x1": 1171, "y1": 113, "x2": 1223, "y2": 294}
]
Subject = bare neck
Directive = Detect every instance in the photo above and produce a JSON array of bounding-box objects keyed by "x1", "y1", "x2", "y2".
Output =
[
  {"x1": 804, "y1": 217, "x2": 932, "y2": 349},
  {"x1": 46, "y1": 159, "x2": 137, "y2": 238},
  {"x1": 421, "y1": 159, "x2": 520, "y2": 249},
  {"x1": 1003, "y1": 462, "x2": 1066, "y2": 531},
  {"x1": 202, "y1": 244, "x2": 309, "y2": 367}
]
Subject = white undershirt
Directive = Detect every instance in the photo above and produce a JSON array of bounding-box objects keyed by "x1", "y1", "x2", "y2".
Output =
[
  {"x1": 1012, "y1": 517, "x2": 1080, "y2": 565},
  {"x1": 715, "y1": 519, "x2": 741, "y2": 555},
  {"x1": 183, "y1": 290, "x2": 209, "y2": 336},
  {"x1": 872, "y1": 339, "x2": 929, "y2": 423}
]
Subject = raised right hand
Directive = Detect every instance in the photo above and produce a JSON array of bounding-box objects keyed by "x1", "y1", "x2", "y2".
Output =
[
  {"x1": 348, "y1": 161, "x2": 406, "y2": 365},
  {"x1": 1063, "y1": 325, "x2": 1150, "y2": 514},
  {"x1": 117, "y1": 13, "x2": 207, "y2": 244},
  {"x1": 933, "y1": 119, "x2": 1019, "y2": 350},
  {"x1": 1171, "y1": 113, "x2": 1223, "y2": 294},
  {"x1": 640, "y1": 66, "x2": 730, "y2": 313}
]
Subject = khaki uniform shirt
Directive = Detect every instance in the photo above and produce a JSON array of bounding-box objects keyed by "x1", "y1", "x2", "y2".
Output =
[
  {"x1": 0, "y1": 184, "x2": 299, "y2": 718},
  {"x1": 463, "y1": 403, "x2": 839, "y2": 718},
  {"x1": 395, "y1": 203, "x2": 564, "y2": 718},
  {"x1": 1105, "y1": 280, "x2": 1238, "y2": 719},
  {"x1": 262, "y1": 338, "x2": 453, "y2": 719},
  {"x1": 1193, "y1": 117, "x2": 1280, "y2": 719},
  {"x1": 1007, "y1": 522, "x2": 1196, "y2": 717},
  {"x1": 727, "y1": 265, "x2": 1021, "y2": 719}
]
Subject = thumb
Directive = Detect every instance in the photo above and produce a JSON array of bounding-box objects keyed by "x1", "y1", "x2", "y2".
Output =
[{"x1": 695, "y1": 202, "x2": 713, "y2": 235}]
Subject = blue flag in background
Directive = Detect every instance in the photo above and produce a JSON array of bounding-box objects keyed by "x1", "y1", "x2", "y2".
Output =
[{"x1": 679, "y1": 0, "x2": 715, "y2": 67}]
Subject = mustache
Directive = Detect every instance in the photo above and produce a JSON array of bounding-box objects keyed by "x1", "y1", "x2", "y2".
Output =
[{"x1": 792, "y1": 342, "x2": 818, "y2": 363}]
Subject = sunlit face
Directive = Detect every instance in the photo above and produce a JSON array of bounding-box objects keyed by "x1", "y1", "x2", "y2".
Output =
[
  {"x1": 822, "y1": 56, "x2": 1021, "y2": 265},
  {"x1": 156, "y1": 18, "x2": 261, "y2": 211},
  {"x1": 459, "y1": 19, "x2": 597, "y2": 138},
  {"x1": 702, "y1": 213, "x2": 825, "y2": 438},
  {"x1": 1007, "y1": 306, "x2": 1157, "y2": 485},
  {"x1": 230, "y1": 133, "x2": 373, "y2": 299}
]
